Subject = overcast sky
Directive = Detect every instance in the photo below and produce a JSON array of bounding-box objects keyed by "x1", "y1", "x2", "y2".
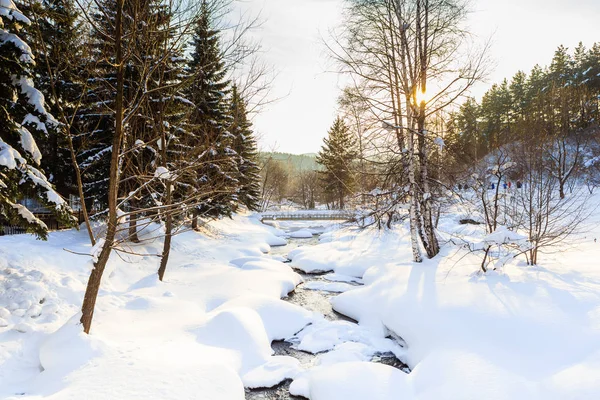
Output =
[{"x1": 235, "y1": 0, "x2": 600, "y2": 155}]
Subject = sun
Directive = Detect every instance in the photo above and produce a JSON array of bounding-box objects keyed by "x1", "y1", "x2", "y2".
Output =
[{"x1": 414, "y1": 88, "x2": 429, "y2": 106}]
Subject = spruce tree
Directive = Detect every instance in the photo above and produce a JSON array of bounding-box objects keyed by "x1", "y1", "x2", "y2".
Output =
[
  {"x1": 230, "y1": 85, "x2": 261, "y2": 211},
  {"x1": 316, "y1": 117, "x2": 358, "y2": 209},
  {"x1": 74, "y1": 0, "x2": 119, "y2": 210},
  {"x1": 18, "y1": 0, "x2": 83, "y2": 198},
  {"x1": 186, "y1": 0, "x2": 238, "y2": 219},
  {"x1": 0, "y1": 0, "x2": 74, "y2": 238}
]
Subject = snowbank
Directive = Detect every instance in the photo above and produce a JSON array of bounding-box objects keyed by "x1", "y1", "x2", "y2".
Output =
[
  {"x1": 290, "y1": 229, "x2": 315, "y2": 239},
  {"x1": 287, "y1": 203, "x2": 600, "y2": 399},
  {"x1": 291, "y1": 362, "x2": 412, "y2": 400},
  {"x1": 0, "y1": 214, "x2": 302, "y2": 398}
]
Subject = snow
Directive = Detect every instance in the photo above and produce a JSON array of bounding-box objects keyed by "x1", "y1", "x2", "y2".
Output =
[
  {"x1": 12, "y1": 203, "x2": 47, "y2": 228},
  {"x1": 290, "y1": 362, "x2": 412, "y2": 400},
  {"x1": 154, "y1": 166, "x2": 171, "y2": 179},
  {"x1": 324, "y1": 273, "x2": 363, "y2": 284},
  {"x1": 3, "y1": 195, "x2": 600, "y2": 400},
  {"x1": 0, "y1": 0, "x2": 30, "y2": 23},
  {"x1": 215, "y1": 295, "x2": 315, "y2": 341},
  {"x1": 286, "y1": 194, "x2": 600, "y2": 399},
  {"x1": 0, "y1": 215, "x2": 304, "y2": 398},
  {"x1": 304, "y1": 280, "x2": 358, "y2": 293},
  {"x1": 294, "y1": 318, "x2": 403, "y2": 356},
  {"x1": 290, "y1": 229, "x2": 315, "y2": 239},
  {"x1": 18, "y1": 126, "x2": 42, "y2": 165},
  {"x1": 0, "y1": 138, "x2": 25, "y2": 169}
]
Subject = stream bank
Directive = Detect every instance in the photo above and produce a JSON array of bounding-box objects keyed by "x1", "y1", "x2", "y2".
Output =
[{"x1": 246, "y1": 223, "x2": 409, "y2": 400}]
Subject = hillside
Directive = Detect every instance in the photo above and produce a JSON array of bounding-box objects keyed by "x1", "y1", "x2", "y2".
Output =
[{"x1": 259, "y1": 152, "x2": 322, "y2": 172}]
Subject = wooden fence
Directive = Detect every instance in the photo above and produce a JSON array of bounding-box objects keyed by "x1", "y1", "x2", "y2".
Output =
[{"x1": 0, "y1": 210, "x2": 91, "y2": 237}]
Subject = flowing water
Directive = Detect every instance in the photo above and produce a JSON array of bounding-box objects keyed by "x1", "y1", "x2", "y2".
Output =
[{"x1": 245, "y1": 222, "x2": 409, "y2": 400}]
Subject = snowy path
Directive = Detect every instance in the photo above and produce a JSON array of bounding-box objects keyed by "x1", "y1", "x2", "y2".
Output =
[{"x1": 246, "y1": 234, "x2": 409, "y2": 399}]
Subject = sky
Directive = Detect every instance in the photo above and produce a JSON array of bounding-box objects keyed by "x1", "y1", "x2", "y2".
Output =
[{"x1": 234, "y1": 0, "x2": 600, "y2": 155}]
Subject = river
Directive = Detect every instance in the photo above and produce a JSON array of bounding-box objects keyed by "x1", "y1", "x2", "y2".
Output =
[{"x1": 246, "y1": 221, "x2": 408, "y2": 399}]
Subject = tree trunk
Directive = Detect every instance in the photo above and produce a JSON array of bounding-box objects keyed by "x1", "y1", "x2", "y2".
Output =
[
  {"x1": 407, "y1": 129, "x2": 423, "y2": 263},
  {"x1": 128, "y1": 199, "x2": 140, "y2": 243},
  {"x1": 80, "y1": 0, "x2": 125, "y2": 334},
  {"x1": 192, "y1": 209, "x2": 198, "y2": 230},
  {"x1": 158, "y1": 183, "x2": 172, "y2": 281},
  {"x1": 416, "y1": 97, "x2": 439, "y2": 259}
]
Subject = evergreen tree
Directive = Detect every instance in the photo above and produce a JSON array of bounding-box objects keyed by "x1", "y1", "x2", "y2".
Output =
[
  {"x1": 230, "y1": 84, "x2": 261, "y2": 211},
  {"x1": 186, "y1": 0, "x2": 238, "y2": 219},
  {"x1": 316, "y1": 117, "x2": 358, "y2": 209},
  {"x1": 18, "y1": 0, "x2": 83, "y2": 198},
  {"x1": 0, "y1": 0, "x2": 74, "y2": 238},
  {"x1": 74, "y1": 0, "x2": 119, "y2": 210}
]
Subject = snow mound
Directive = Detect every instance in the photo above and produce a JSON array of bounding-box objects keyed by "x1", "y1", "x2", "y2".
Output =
[
  {"x1": 194, "y1": 307, "x2": 304, "y2": 389},
  {"x1": 216, "y1": 295, "x2": 315, "y2": 341},
  {"x1": 295, "y1": 318, "x2": 404, "y2": 358},
  {"x1": 243, "y1": 355, "x2": 302, "y2": 388},
  {"x1": 290, "y1": 361, "x2": 412, "y2": 400},
  {"x1": 39, "y1": 314, "x2": 107, "y2": 374},
  {"x1": 229, "y1": 256, "x2": 264, "y2": 268},
  {"x1": 266, "y1": 234, "x2": 287, "y2": 246},
  {"x1": 290, "y1": 229, "x2": 314, "y2": 239},
  {"x1": 194, "y1": 308, "x2": 272, "y2": 374}
]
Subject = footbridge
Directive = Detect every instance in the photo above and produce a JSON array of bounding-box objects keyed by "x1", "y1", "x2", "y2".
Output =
[{"x1": 259, "y1": 210, "x2": 356, "y2": 221}]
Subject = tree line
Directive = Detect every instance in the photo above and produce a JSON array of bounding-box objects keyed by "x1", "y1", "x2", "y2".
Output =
[
  {"x1": 310, "y1": 2, "x2": 599, "y2": 270},
  {"x1": 0, "y1": 0, "x2": 264, "y2": 332}
]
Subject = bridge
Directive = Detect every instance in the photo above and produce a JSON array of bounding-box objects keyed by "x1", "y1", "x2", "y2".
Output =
[{"x1": 259, "y1": 210, "x2": 356, "y2": 221}]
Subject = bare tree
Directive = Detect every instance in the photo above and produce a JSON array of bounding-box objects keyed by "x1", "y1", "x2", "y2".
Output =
[{"x1": 328, "y1": 0, "x2": 489, "y2": 261}]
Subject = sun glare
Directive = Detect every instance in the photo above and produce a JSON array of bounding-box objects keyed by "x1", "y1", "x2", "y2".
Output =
[{"x1": 414, "y1": 89, "x2": 428, "y2": 105}]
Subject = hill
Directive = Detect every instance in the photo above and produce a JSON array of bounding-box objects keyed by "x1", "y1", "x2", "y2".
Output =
[{"x1": 259, "y1": 152, "x2": 322, "y2": 172}]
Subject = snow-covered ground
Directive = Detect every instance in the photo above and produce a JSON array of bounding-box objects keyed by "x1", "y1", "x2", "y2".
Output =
[
  {"x1": 0, "y1": 215, "x2": 310, "y2": 399},
  {"x1": 2, "y1": 196, "x2": 600, "y2": 400},
  {"x1": 288, "y1": 195, "x2": 600, "y2": 400}
]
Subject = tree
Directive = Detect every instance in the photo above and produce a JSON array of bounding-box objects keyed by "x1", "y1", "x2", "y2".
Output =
[
  {"x1": 330, "y1": 0, "x2": 487, "y2": 260},
  {"x1": 0, "y1": 0, "x2": 74, "y2": 238},
  {"x1": 17, "y1": 0, "x2": 83, "y2": 199},
  {"x1": 230, "y1": 84, "x2": 261, "y2": 211},
  {"x1": 260, "y1": 158, "x2": 289, "y2": 211},
  {"x1": 186, "y1": 0, "x2": 238, "y2": 222},
  {"x1": 316, "y1": 117, "x2": 358, "y2": 209}
]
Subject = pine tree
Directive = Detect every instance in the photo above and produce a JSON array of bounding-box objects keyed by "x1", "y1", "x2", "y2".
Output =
[
  {"x1": 17, "y1": 0, "x2": 83, "y2": 198},
  {"x1": 74, "y1": 0, "x2": 119, "y2": 211},
  {"x1": 316, "y1": 117, "x2": 358, "y2": 209},
  {"x1": 186, "y1": 0, "x2": 238, "y2": 220},
  {"x1": 0, "y1": 0, "x2": 74, "y2": 238},
  {"x1": 230, "y1": 85, "x2": 261, "y2": 211}
]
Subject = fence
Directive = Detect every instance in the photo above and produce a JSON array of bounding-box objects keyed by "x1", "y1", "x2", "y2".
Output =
[{"x1": 0, "y1": 210, "x2": 92, "y2": 237}]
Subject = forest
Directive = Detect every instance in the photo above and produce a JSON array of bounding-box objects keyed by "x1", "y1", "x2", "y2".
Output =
[{"x1": 1, "y1": 0, "x2": 600, "y2": 399}]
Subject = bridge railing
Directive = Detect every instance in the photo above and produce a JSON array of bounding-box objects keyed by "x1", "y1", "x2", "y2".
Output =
[{"x1": 259, "y1": 210, "x2": 356, "y2": 221}]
